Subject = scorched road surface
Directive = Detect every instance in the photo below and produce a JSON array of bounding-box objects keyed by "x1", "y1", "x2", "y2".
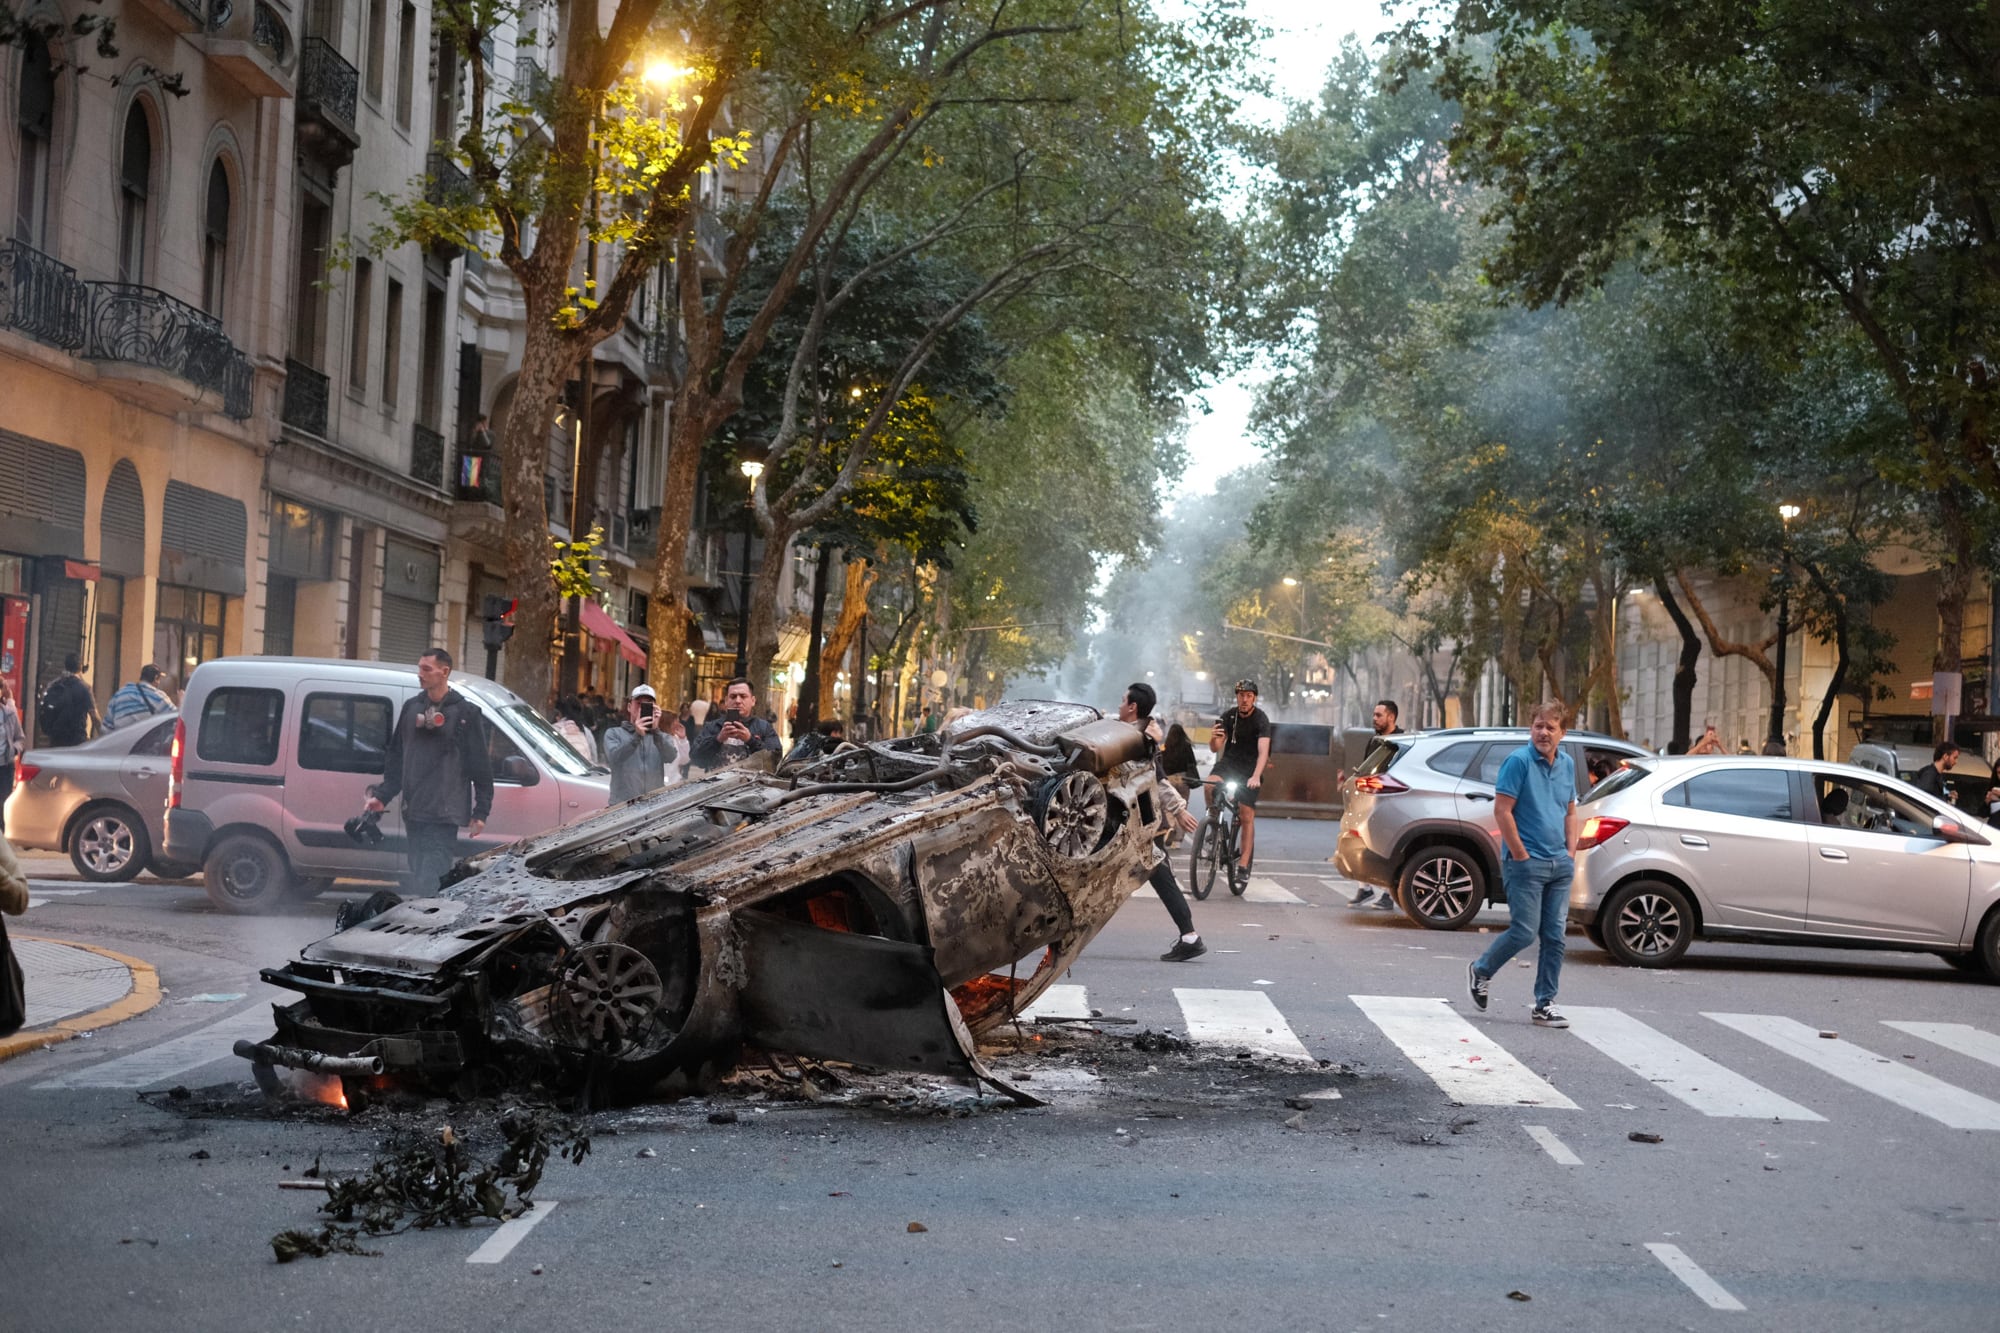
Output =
[{"x1": 3, "y1": 816, "x2": 1998, "y2": 1330}]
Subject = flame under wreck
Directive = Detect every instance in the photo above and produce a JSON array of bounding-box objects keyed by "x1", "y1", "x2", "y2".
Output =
[{"x1": 244, "y1": 702, "x2": 1167, "y2": 1105}]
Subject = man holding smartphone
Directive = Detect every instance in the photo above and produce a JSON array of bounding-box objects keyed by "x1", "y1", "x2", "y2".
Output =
[
  {"x1": 605, "y1": 684, "x2": 682, "y2": 803},
  {"x1": 1208, "y1": 679, "x2": 1272, "y2": 889},
  {"x1": 690, "y1": 677, "x2": 780, "y2": 771}
]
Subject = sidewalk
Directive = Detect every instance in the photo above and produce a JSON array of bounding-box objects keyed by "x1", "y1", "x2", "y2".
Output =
[{"x1": 4, "y1": 848, "x2": 164, "y2": 1061}]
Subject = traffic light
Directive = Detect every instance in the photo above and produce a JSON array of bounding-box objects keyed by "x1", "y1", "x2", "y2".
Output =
[{"x1": 481, "y1": 595, "x2": 516, "y2": 650}]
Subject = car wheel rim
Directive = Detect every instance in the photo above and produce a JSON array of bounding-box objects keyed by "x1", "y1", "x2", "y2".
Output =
[
  {"x1": 1614, "y1": 892, "x2": 1683, "y2": 957},
  {"x1": 1410, "y1": 857, "x2": 1474, "y2": 919},
  {"x1": 79, "y1": 816, "x2": 136, "y2": 875},
  {"x1": 222, "y1": 854, "x2": 271, "y2": 900}
]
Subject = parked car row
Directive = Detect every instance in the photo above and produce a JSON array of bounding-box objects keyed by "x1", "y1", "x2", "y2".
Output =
[
  {"x1": 5, "y1": 657, "x2": 611, "y2": 912},
  {"x1": 1332, "y1": 725, "x2": 2000, "y2": 979}
]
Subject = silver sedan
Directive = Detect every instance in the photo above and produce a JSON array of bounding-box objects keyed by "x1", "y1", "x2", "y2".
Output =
[
  {"x1": 5, "y1": 714, "x2": 195, "y2": 881},
  {"x1": 1571, "y1": 755, "x2": 2000, "y2": 977}
]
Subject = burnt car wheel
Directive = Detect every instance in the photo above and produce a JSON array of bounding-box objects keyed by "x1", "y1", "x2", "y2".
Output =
[
  {"x1": 1032, "y1": 771, "x2": 1110, "y2": 858},
  {"x1": 70, "y1": 804, "x2": 151, "y2": 881},
  {"x1": 1601, "y1": 879, "x2": 1695, "y2": 967},
  {"x1": 555, "y1": 942, "x2": 668, "y2": 1054},
  {"x1": 203, "y1": 834, "x2": 293, "y2": 914},
  {"x1": 1397, "y1": 846, "x2": 1487, "y2": 930}
]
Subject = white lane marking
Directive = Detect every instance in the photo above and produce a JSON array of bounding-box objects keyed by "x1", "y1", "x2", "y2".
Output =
[
  {"x1": 1300, "y1": 1087, "x2": 1342, "y2": 1101},
  {"x1": 1565, "y1": 1007, "x2": 1824, "y2": 1121},
  {"x1": 1645, "y1": 1243, "x2": 1747, "y2": 1311},
  {"x1": 466, "y1": 1201, "x2": 557, "y2": 1264},
  {"x1": 1523, "y1": 1124, "x2": 1581, "y2": 1165},
  {"x1": 1707, "y1": 1013, "x2": 2000, "y2": 1131},
  {"x1": 1019, "y1": 984, "x2": 1091, "y2": 1022},
  {"x1": 26, "y1": 898, "x2": 47, "y2": 910},
  {"x1": 1883, "y1": 1021, "x2": 2000, "y2": 1071},
  {"x1": 33, "y1": 1002, "x2": 276, "y2": 1089},
  {"x1": 1238, "y1": 878, "x2": 1305, "y2": 904},
  {"x1": 1173, "y1": 988, "x2": 1313, "y2": 1062},
  {"x1": 1350, "y1": 995, "x2": 1578, "y2": 1109}
]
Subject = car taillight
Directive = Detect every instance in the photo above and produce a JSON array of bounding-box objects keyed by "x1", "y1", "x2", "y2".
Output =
[
  {"x1": 167, "y1": 718, "x2": 185, "y2": 808},
  {"x1": 15, "y1": 763, "x2": 39, "y2": 784},
  {"x1": 1576, "y1": 815, "x2": 1630, "y2": 850},
  {"x1": 1354, "y1": 774, "x2": 1409, "y2": 794}
]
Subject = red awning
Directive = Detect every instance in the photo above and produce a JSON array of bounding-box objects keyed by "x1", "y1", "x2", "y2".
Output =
[{"x1": 578, "y1": 598, "x2": 647, "y2": 669}]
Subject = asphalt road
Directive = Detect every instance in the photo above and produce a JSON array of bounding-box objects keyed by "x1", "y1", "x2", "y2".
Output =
[{"x1": 4, "y1": 814, "x2": 1999, "y2": 1331}]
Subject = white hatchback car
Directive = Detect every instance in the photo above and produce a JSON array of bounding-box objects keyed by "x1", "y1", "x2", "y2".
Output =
[{"x1": 1571, "y1": 756, "x2": 2000, "y2": 976}]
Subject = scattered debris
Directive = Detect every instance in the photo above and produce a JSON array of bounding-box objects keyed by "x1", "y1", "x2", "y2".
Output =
[
  {"x1": 269, "y1": 1108, "x2": 589, "y2": 1261},
  {"x1": 1628, "y1": 1131, "x2": 1664, "y2": 1144},
  {"x1": 1131, "y1": 1029, "x2": 1192, "y2": 1054},
  {"x1": 1448, "y1": 1116, "x2": 1479, "y2": 1135},
  {"x1": 278, "y1": 1180, "x2": 331, "y2": 1192},
  {"x1": 707, "y1": 1110, "x2": 739, "y2": 1125},
  {"x1": 636, "y1": 1147, "x2": 658, "y2": 1158},
  {"x1": 906, "y1": 1222, "x2": 928, "y2": 1233},
  {"x1": 1819, "y1": 1031, "x2": 1838, "y2": 1040},
  {"x1": 1507, "y1": 1290, "x2": 1532, "y2": 1302},
  {"x1": 1283, "y1": 1112, "x2": 1309, "y2": 1131},
  {"x1": 1284, "y1": 1098, "x2": 1314, "y2": 1111},
  {"x1": 188, "y1": 1149, "x2": 210, "y2": 1160}
]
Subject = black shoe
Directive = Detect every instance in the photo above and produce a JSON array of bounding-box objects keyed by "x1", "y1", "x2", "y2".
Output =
[
  {"x1": 1467, "y1": 962, "x2": 1489, "y2": 1011},
  {"x1": 1161, "y1": 937, "x2": 1207, "y2": 962},
  {"x1": 1531, "y1": 1004, "x2": 1569, "y2": 1029},
  {"x1": 1349, "y1": 887, "x2": 1379, "y2": 909}
]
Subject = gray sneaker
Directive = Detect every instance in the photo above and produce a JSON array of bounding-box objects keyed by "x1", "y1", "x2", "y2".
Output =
[
  {"x1": 1466, "y1": 962, "x2": 1489, "y2": 1011},
  {"x1": 1531, "y1": 1004, "x2": 1569, "y2": 1029},
  {"x1": 1373, "y1": 889, "x2": 1400, "y2": 911}
]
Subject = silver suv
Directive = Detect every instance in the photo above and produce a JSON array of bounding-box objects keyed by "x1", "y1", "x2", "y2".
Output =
[
  {"x1": 1334, "y1": 728, "x2": 1651, "y2": 929},
  {"x1": 1571, "y1": 755, "x2": 2000, "y2": 975}
]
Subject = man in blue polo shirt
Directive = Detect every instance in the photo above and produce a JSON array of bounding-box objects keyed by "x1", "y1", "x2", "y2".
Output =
[{"x1": 1466, "y1": 702, "x2": 1579, "y2": 1027}]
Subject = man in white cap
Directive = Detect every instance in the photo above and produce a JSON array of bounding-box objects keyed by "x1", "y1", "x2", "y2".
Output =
[{"x1": 604, "y1": 683, "x2": 682, "y2": 804}]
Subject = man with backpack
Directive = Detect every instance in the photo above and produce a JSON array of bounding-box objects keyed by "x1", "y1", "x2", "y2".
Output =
[{"x1": 37, "y1": 654, "x2": 98, "y2": 747}]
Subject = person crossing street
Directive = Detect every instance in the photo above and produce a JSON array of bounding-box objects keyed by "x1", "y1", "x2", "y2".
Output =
[
  {"x1": 1119, "y1": 682, "x2": 1206, "y2": 962},
  {"x1": 1349, "y1": 699, "x2": 1407, "y2": 910},
  {"x1": 1465, "y1": 701, "x2": 1578, "y2": 1027}
]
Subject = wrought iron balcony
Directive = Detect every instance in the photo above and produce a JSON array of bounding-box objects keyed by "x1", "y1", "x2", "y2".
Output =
[
  {"x1": 628, "y1": 506, "x2": 661, "y2": 561},
  {"x1": 425, "y1": 153, "x2": 472, "y2": 260},
  {"x1": 86, "y1": 282, "x2": 252, "y2": 419},
  {"x1": 297, "y1": 37, "x2": 360, "y2": 170},
  {"x1": 281, "y1": 357, "x2": 329, "y2": 436},
  {"x1": 695, "y1": 207, "x2": 729, "y2": 259},
  {"x1": 0, "y1": 239, "x2": 88, "y2": 351},
  {"x1": 454, "y1": 443, "x2": 502, "y2": 504},
  {"x1": 643, "y1": 328, "x2": 686, "y2": 381},
  {"x1": 411, "y1": 423, "x2": 445, "y2": 488},
  {"x1": 512, "y1": 54, "x2": 550, "y2": 103}
]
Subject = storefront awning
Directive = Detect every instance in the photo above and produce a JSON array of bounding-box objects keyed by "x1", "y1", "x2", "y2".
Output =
[{"x1": 579, "y1": 598, "x2": 647, "y2": 668}]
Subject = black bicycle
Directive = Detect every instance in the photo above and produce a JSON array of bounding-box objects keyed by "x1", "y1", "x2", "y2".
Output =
[{"x1": 1189, "y1": 777, "x2": 1247, "y2": 899}]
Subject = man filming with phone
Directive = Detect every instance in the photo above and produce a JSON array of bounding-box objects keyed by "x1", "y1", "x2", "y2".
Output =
[
  {"x1": 690, "y1": 677, "x2": 779, "y2": 772},
  {"x1": 605, "y1": 683, "x2": 683, "y2": 803}
]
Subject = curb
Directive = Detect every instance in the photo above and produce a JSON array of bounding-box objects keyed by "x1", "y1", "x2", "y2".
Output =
[{"x1": 0, "y1": 937, "x2": 163, "y2": 1063}]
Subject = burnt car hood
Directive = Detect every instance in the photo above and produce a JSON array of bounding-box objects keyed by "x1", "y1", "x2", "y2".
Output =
[{"x1": 256, "y1": 700, "x2": 1167, "y2": 1101}]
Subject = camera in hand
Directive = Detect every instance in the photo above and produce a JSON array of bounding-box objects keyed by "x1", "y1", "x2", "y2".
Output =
[{"x1": 344, "y1": 808, "x2": 386, "y2": 846}]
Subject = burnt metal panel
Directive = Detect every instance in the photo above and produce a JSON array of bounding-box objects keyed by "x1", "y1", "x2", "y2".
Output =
[{"x1": 734, "y1": 909, "x2": 975, "y2": 1077}]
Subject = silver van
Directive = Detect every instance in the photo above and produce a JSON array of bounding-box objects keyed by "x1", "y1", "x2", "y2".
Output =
[{"x1": 162, "y1": 657, "x2": 610, "y2": 912}]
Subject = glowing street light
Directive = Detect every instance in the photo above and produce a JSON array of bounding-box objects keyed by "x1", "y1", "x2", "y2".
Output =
[
  {"x1": 643, "y1": 57, "x2": 695, "y2": 87},
  {"x1": 1281, "y1": 576, "x2": 1299, "y2": 587}
]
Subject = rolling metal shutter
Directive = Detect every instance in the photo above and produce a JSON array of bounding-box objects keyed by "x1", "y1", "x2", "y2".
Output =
[
  {"x1": 161, "y1": 480, "x2": 247, "y2": 594},
  {"x1": 101, "y1": 460, "x2": 146, "y2": 577},
  {"x1": 0, "y1": 429, "x2": 85, "y2": 557},
  {"x1": 378, "y1": 538, "x2": 439, "y2": 664}
]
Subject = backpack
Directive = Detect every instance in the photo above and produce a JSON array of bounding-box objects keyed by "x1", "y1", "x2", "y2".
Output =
[{"x1": 37, "y1": 676, "x2": 79, "y2": 737}]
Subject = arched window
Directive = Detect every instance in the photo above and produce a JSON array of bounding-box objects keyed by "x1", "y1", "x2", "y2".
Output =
[
  {"x1": 14, "y1": 32, "x2": 55, "y2": 246},
  {"x1": 117, "y1": 102, "x2": 152, "y2": 284},
  {"x1": 201, "y1": 159, "x2": 231, "y2": 315}
]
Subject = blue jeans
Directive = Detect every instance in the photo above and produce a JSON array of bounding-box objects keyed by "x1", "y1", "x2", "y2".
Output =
[{"x1": 1473, "y1": 855, "x2": 1572, "y2": 1008}]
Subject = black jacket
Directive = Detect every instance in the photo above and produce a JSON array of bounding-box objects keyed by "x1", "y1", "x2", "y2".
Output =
[
  {"x1": 1912, "y1": 764, "x2": 1951, "y2": 801},
  {"x1": 371, "y1": 688, "x2": 494, "y2": 825},
  {"x1": 690, "y1": 710, "x2": 780, "y2": 769}
]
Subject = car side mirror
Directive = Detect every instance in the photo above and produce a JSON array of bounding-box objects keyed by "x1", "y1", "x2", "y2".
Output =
[
  {"x1": 499, "y1": 755, "x2": 538, "y2": 785},
  {"x1": 1932, "y1": 814, "x2": 1986, "y2": 845}
]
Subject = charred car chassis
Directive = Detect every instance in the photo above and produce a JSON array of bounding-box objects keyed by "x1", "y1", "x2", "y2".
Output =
[{"x1": 246, "y1": 702, "x2": 1168, "y2": 1104}]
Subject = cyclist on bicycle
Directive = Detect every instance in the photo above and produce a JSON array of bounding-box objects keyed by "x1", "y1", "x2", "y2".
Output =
[
  {"x1": 1119, "y1": 682, "x2": 1206, "y2": 962},
  {"x1": 1208, "y1": 679, "x2": 1271, "y2": 888}
]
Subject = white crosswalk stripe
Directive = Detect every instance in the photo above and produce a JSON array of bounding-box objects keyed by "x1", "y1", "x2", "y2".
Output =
[
  {"x1": 33, "y1": 1002, "x2": 276, "y2": 1090},
  {"x1": 1350, "y1": 995, "x2": 1577, "y2": 1109},
  {"x1": 1565, "y1": 1006, "x2": 1824, "y2": 1120},
  {"x1": 466, "y1": 1201, "x2": 557, "y2": 1263},
  {"x1": 1019, "y1": 984, "x2": 1091, "y2": 1022},
  {"x1": 1881, "y1": 1021, "x2": 2000, "y2": 1071},
  {"x1": 1706, "y1": 1013, "x2": 2000, "y2": 1131},
  {"x1": 1173, "y1": 988, "x2": 1314, "y2": 1062},
  {"x1": 1237, "y1": 878, "x2": 1305, "y2": 904}
]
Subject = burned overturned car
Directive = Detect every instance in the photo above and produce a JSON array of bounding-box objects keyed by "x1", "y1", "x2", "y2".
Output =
[{"x1": 241, "y1": 702, "x2": 1167, "y2": 1105}]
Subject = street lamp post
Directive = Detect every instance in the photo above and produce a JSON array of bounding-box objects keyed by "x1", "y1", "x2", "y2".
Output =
[
  {"x1": 733, "y1": 457, "x2": 763, "y2": 678},
  {"x1": 1767, "y1": 503, "x2": 1801, "y2": 752}
]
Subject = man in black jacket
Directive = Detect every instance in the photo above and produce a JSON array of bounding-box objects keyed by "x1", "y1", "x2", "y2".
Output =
[
  {"x1": 690, "y1": 677, "x2": 780, "y2": 771},
  {"x1": 364, "y1": 648, "x2": 494, "y2": 893},
  {"x1": 1913, "y1": 740, "x2": 1960, "y2": 805}
]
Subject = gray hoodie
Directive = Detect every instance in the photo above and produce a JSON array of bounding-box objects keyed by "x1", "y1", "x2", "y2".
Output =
[{"x1": 603, "y1": 723, "x2": 680, "y2": 804}]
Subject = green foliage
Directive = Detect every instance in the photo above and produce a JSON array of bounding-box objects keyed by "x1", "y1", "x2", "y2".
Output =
[{"x1": 549, "y1": 525, "x2": 610, "y2": 605}]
